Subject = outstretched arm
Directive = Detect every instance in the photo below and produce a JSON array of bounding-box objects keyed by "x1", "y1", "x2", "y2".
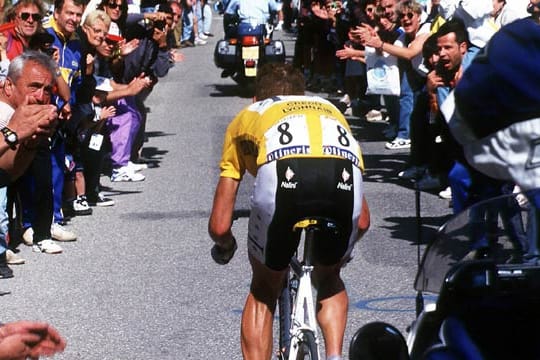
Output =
[{"x1": 209, "y1": 176, "x2": 240, "y2": 249}]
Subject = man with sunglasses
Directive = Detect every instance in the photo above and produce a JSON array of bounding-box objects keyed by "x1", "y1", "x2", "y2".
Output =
[{"x1": 2, "y1": 0, "x2": 46, "y2": 60}]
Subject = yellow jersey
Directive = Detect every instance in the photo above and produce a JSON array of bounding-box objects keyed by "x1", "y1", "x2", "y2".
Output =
[{"x1": 219, "y1": 96, "x2": 364, "y2": 180}]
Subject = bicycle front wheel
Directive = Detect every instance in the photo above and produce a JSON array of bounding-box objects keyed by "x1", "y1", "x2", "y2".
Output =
[{"x1": 295, "y1": 330, "x2": 319, "y2": 360}]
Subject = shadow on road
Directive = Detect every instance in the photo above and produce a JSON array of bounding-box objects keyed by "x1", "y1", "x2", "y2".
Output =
[
  {"x1": 210, "y1": 83, "x2": 253, "y2": 99},
  {"x1": 383, "y1": 214, "x2": 453, "y2": 245}
]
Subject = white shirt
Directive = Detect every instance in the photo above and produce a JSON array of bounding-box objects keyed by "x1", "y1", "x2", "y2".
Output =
[
  {"x1": 439, "y1": 0, "x2": 496, "y2": 48},
  {"x1": 0, "y1": 102, "x2": 14, "y2": 129},
  {"x1": 237, "y1": 0, "x2": 281, "y2": 25}
]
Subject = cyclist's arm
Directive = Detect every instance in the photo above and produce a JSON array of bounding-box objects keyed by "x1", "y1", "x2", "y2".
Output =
[
  {"x1": 209, "y1": 176, "x2": 240, "y2": 248},
  {"x1": 357, "y1": 195, "x2": 370, "y2": 238}
]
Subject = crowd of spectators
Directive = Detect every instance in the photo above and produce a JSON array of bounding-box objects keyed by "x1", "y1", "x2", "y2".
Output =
[
  {"x1": 286, "y1": 0, "x2": 534, "y2": 260},
  {"x1": 0, "y1": 0, "x2": 191, "y2": 278},
  {"x1": 290, "y1": 1, "x2": 527, "y2": 198}
]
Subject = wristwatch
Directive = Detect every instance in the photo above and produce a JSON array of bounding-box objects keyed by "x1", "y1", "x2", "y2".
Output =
[{"x1": 1, "y1": 127, "x2": 18, "y2": 149}]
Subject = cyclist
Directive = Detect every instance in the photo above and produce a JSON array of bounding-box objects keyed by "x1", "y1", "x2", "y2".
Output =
[{"x1": 208, "y1": 63, "x2": 370, "y2": 360}]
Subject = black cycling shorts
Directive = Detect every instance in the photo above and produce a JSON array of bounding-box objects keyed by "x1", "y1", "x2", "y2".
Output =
[{"x1": 248, "y1": 157, "x2": 363, "y2": 271}]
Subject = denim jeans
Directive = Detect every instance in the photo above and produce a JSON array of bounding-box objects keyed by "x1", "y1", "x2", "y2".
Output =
[
  {"x1": 0, "y1": 187, "x2": 7, "y2": 254},
  {"x1": 181, "y1": 9, "x2": 194, "y2": 42},
  {"x1": 396, "y1": 74, "x2": 414, "y2": 140}
]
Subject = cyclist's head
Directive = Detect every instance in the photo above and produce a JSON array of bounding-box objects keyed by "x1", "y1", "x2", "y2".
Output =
[{"x1": 255, "y1": 63, "x2": 305, "y2": 101}]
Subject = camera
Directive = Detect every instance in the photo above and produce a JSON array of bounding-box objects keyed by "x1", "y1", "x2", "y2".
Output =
[
  {"x1": 42, "y1": 47, "x2": 57, "y2": 56},
  {"x1": 154, "y1": 20, "x2": 166, "y2": 31},
  {"x1": 29, "y1": 31, "x2": 56, "y2": 56}
]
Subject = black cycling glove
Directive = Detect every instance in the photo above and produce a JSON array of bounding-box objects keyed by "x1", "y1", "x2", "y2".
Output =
[{"x1": 211, "y1": 236, "x2": 238, "y2": 265}]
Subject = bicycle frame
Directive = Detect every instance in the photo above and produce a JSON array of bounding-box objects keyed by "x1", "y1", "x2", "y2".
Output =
[{"x1": 278, "y1": 219, "x2": 323, "y2": 360}]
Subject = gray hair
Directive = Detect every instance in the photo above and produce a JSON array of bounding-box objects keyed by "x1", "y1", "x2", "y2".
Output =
[
  {"x1": 84, "y1": 9, "x2": 112, "y2": 28},
  {"x1": 8, "y1": 50, "x2": 57, "y2": 84}
]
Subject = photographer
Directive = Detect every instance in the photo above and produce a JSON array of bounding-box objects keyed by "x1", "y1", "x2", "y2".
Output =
[{"x1": 122, "y1": 3, "x2": 176, "y2": 164}]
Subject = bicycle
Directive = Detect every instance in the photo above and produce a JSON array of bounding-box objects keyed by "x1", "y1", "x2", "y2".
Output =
[{"x1": 277, "y1": 217, "x2": 343, "y2": 360}]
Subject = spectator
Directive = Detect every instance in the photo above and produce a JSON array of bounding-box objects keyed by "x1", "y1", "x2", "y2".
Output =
[
  {"x1": 357, "y1": 0, "x2": 431, "y2": 150},
  {"x1": 64, "y1": 9, "x2": 113, "y2": 214},
  {"x1": 1, "y1": 51, "x2": 61, "y2": 255},
  {"x1": 180, "y1": 0, "x2": 202, "y2": 46},
  {"x1": 125, "y1": 2, "x2": 177, "y2": 166},
  {"x1": 168, "y1": 0, "x2": 183, "y2": 48},
  {"x1": 2, "y1": 0, "x2": 47, "y2": 60},
  {"x1": 42, "y1": 0, "x2": 87, "y2": 245},
  {"x1": 491, "y1": 0, "x2": 521, "y2": 27},
  {"x1": 194, "y1": 0, "x2": 212, "y2": 41},
  {"x1": 200, "y1": 0, "x2": 213, "y2": 37}
]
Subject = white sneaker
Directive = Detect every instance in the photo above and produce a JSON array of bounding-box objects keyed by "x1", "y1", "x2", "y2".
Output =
[
  {"x1": 127, "y1": 161, "x2": 148, "y2": 172},
  {"x1": 198, "y1": 33, "x2": 208, "y2": 40},
  {"x1": 339, "y1": 94, "x2": 351, "y2": 107},
  {"x1": 33, "y1": 240, "x2": 62, "y2": 254},
  {"x1": 438, "y1": 186, "x2": 452, "y2": 200},
  {"x1": 22, "y1": 227, "x2": 33, "y2": 246},
  {"x1": 365, "y1": 109, "x2": 385, "y2": 123},
  {"x1": 51, "y1": 223, "x2": 77, "y2": 242},
  {"x1": 111, "y1": 166, "x2": 145, "y2": 182},
  {"x1": 6, "y1": 249, "x2": 24, "y2": 265},
  {"x1": 72, "y1": 195, "x2": 92, "y2": 216},
  {"x1": 385, "y1": 138, "x2": 411, "y2": 150},
  {"x1": 194, "y1": 37, "x2": 207, "y2": 45}
]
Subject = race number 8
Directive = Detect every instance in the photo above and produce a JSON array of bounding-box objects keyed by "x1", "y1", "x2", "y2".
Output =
[
  {"x1": 278, "y1": 122, "x2": 293, "y2": 145},
  {"x1": 337, "y1": 125, "x2": 350, "y2": 147}
]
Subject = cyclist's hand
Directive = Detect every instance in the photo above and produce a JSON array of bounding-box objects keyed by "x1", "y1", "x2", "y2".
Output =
[{"x1": 211, "y1": 236, "x2": 237, "y2": 265}]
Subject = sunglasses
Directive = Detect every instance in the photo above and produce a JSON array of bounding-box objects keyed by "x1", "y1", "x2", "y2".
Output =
[
  {"x1": 19, "y1": 12, "x2": 42, "y2": 21},
  {"x1": 107, "y1": 2, "x2": 122, "y2": 9},
  {"x1": 398, "y1": 12, "x2": 415, "y2": 20},
  {"x1": 104, "y1": 38, "x2": 118, "y2": 45}
]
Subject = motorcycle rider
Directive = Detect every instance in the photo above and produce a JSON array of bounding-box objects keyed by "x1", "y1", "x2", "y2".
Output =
[
  {"x1": 223, "y1": 0, "x2": 281, "y2": 38},
  {"x1": 219, "y1": 0, "x2": 283, "y2": 79}
]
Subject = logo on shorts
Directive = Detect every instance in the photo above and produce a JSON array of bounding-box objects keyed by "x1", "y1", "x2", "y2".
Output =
[
  {"x1": 337, "y1": 168, "x2": 352, "y2": 191},
  {"x1": 281, "y1": 166, "x2": 298, "y2": 189}
]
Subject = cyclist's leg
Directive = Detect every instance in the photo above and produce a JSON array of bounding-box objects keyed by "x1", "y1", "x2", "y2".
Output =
[
  {"x1": 241, "y1": 254, "x2": 287, "y2": 360},
  {"x1": 312, "y1": 263, "x2": 347, "y2": 358}
]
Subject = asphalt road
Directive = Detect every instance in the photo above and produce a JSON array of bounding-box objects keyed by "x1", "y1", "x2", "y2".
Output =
[{"x1": 0, "y1": 15, "x2": 453, "y2": 359}]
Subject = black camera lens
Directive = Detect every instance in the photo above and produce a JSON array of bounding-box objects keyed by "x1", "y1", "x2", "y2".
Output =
[
  {"x1": 154, "y1": 20, "x2": 165, "y2": 31},
  {"x1": 43, "y1": 47, "x2": 56, "y2": 56}
]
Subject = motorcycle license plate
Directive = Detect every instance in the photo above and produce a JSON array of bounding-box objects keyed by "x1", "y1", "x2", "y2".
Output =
[
  {"x1": 242, "y1": 46, "x2": 259, "y2": 60},
  {"x1": 244, "y1": 66, "x2": 257, "y2": 77}
]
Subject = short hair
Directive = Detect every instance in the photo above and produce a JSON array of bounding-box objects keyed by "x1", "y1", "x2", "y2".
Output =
[
  {"x1": 435, "y1": 18, "x2": 470, "y2": 45},
  {"x1": 422, "y1": 33, "x2": 438, "y2": 70},
  {"x1": 54, "y1": 0, "x2": 86, "y2": 13},
  {"x1": 157, "y1": 2, "x2": 173, "y2": 14},
  {"x1": 396, "y1": 0, "x2": 423, "y2": 16},
  {"x1": 8, "y1": 50, "x2": 57, "y2": 84},
  {"x1": 4, "y1": 0, "x2": 47, "y2": 22},
  {"x1": 255, "y1": 63, "x2": 305, "y2": 101},
  {"x1": 83, "y1": 9, "x2": 111, "y2": 28}
]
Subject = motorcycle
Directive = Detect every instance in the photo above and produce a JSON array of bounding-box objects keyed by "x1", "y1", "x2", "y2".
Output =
[
  {"x1": 349, "y1": 188, "x2": 540, "y2": 360},
  {"x1": 214, "y1": 20, "x2": 286, "y2": 94}
]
